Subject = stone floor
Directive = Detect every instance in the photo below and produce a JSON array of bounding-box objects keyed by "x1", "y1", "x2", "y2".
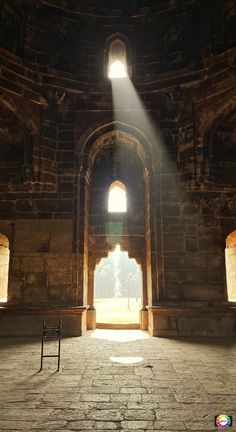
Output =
[{"x1": 0, "y1": 329, "x2": 236, "y2": 431}]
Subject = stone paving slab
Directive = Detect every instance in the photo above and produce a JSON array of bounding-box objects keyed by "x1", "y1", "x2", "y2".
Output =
[{"x1": 0, "y1": 330, "x2": 235, "y2": 431}]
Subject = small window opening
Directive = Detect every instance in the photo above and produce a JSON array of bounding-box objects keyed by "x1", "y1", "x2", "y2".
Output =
[
  {"x1": 108, "y1": 181, "x2": 127, "y2": 212},
  {"x1": 0, "y1": 234, "x2": 10, "y2": 302},
  {"x1": 108, "y1": 39, "x2": 128, "y2": 78},
  {"x1": 225, "y1": 231, "x2": 236, "y2": 301}
]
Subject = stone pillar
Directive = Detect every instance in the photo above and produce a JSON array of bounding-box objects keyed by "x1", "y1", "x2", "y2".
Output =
[
  {"x1": 144, "y1": 169, "x2": 158, "y2": 306},
  {"x1": 140, "y1": 260, "x2": 148, "y2": 330},
  {"x1": 77, "y1": 169, "x2": 91, "y2": 307},
  {"x1": 87, "y1": 261, "x2": 96, "y2": 329}
]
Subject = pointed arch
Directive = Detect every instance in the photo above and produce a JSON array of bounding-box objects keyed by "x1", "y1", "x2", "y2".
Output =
[
  {"x1": 225, "y1": 231, "x2": 236, "y2": 301},
  {"x1": 104, "y1": 33, "x2": 132, "y2": 78},
  {"x1": 0, "y1": 233, "x2": 10, "y2": 302}
]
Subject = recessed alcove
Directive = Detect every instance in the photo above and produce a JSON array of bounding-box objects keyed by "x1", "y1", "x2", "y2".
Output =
[
  {"x1": 0, "y1": 102, "x2": 32, "y2": 185},
  {"x1": 0, "y1": 234, "x2": 10, "y2": 302},
  {"x1": 225, "y1": 231, "x2": 236, "y2": 302}
]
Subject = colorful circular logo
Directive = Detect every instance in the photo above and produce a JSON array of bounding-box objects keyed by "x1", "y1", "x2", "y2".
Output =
[{"x1": 215, "y1": 414, "x2": 232, "y2": 429}]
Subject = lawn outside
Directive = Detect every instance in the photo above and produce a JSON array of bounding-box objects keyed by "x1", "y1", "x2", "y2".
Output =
[{"x1": 94, "y1": 297, "x2": 141, "y2": 323}]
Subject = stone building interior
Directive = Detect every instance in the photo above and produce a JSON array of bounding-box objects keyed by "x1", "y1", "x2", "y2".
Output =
[{"x1": 0, "y1": 1, "x2": 236, "y2": 431}]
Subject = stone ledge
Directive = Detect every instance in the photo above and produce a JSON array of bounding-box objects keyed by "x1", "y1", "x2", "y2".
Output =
[
  {"x1": 148, "y1": 305, "x2": 236, "y2": 316},
  {"x1": 148, "y1": 306, "x2": 236, "y2": 337},
  {"x1": 0, "y1": 306, "x2": 87, "y2": 316},
  {"x1": 0, "y1": 306, "x2": 87, "y2": 336}
]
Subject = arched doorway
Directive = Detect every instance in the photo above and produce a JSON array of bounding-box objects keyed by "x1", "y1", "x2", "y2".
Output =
[
  {"x1": 0, "y1": 233, "x2": 10, "y2": 302},
  {"x1": 94, "y1": 244, "x2": 142, "y2": 327},
  {"x1": 225, "y1": 231, "x2": 236, "y2": 301},
  {"x1": 77, "y1": 121, "x2": 162, "y2": 332}
]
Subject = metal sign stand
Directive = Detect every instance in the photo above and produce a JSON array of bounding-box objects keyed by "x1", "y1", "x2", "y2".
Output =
[{"x1": 39, "y1": 319, "x2": 62, "y2": 371}]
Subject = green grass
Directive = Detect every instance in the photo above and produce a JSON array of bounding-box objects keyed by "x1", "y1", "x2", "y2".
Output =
[{"x1": 94, "y1": 297, "x2": 141, "y2": 324}]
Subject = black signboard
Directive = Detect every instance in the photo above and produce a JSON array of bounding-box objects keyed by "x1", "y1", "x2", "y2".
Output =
[
  {"x1": 43, "y1": 325, "x2": 61, "y2": 339},
  {"x1": 40, "y1": 319, "x2": 62, "y2": 371}
]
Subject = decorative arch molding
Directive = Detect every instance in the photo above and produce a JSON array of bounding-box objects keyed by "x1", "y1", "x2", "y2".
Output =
[
  {"x1": 196, "y1": 91, "x2": 236, "y2": 188},
  {"x1": 0, "y1": 233, "x2": 9, "y2": 249},
  {"x1": 95, "y1": 245, "x2": 143, "y2": 268},
  {"x1": 0, "y1": 94, "x2": 37, "y2": 185},
  {"x1": 226, "y1": 231, "x2": 236, "y2": 249},
  {"x1": 76, "y1": 119, "x2": 163, "y2": 330},
  {"x1": 78, "y1": 120, "x2": 159, "y2": 176},
  {"x1": 198, "y1": 90, "x2": 236, "y2": 138},
  {"x1": 0, "y1": 93, "x2": 37, "y2": 134}
]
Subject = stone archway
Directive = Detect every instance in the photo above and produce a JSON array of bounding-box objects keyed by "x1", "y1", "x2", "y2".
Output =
[
  {"x1": 0, "y1": 233, "x2": 10, "y2": 302},
  {"x1": 77, "y1": 121, "x2": 162, "y2": 332},
  {"x1": 94, "y1": 245, "x2": 143, "y2": 327},
  {"x1": 225, "y1": 231, "x2": 236, "y2": 301}
]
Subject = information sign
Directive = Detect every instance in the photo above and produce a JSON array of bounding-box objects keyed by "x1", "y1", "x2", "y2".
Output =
[{"x1": 40, "y1": 319, "x2": 62, "y2": 371}]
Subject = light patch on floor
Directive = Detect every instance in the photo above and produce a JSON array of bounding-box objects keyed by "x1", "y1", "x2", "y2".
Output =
[
  {"x1": 90, "y1": 329, "x2": 149, "y2": 342},
  {"x1": 110, "y1": 356, "x2": 144, "y2": 364}
]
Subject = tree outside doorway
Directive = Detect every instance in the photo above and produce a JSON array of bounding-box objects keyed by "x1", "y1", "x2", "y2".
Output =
[{"x1": 94, "y1": 245, "x2": 142, "y2": 324}]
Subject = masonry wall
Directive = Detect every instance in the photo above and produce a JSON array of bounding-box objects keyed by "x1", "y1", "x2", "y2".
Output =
[{"x1": 0, "y1": 0, "x2": 235, "y2": 314}]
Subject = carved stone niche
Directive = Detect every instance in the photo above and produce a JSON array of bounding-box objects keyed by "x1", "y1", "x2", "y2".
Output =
[
  {"x1": 0, "y1": 103, "x2": 32, "y2": 185},
  {"x1": 209, "y1": 108, "x2": 236, "y2": 188}
]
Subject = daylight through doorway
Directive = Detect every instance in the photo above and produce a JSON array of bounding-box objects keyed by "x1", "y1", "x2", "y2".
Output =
[{"x1": 94, "y1": 245, "x2": 142, "y2": 325}]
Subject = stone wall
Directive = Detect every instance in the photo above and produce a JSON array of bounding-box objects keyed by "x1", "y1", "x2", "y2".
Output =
[
  {"x1": 0, "y1": 0, "x2": 235, "y2": 335},
  {"x1": 0, "y1": 220, "x2": 79, "y2": 306}
]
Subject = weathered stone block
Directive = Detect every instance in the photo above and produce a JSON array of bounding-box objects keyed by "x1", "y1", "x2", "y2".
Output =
[
  {"x1": 164, "y1": 256, "x2": 186, "y2": 269},
  {"x1": 48, "y1": 272, "x2": 72, "y2": 285},
  {"x1": 46, "y1": 256, "x2": 72, "y2": 272},
  {"x1": 185, "y1": 237, "x2": 199, "y2": 252},
  {"x1": 163, "y1": 204, "x2": 180, "y2": 217},
  {"x1": 21, "y1": 256, "x2": 44, "y2": 272},
  {"x1": 188, "y1": 255, "x2": 208, "y2": 269}
]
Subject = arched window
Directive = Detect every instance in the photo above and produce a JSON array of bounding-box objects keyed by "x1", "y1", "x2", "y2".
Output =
[
  {"x1": 108, "y1": 39, "x2": 128, "y2": 78},
  {"x1": 105, "y1": 34, "x2": 131, "y2": 79},
  {"x1": 0, "y1": 234, "x2": 10, "y2": 302},
  {"x1": 225, "y1": 231, "x2": 236, "y2": 301},
  {"x1": 108, "y1": 181, "x2": 127, "y2": 212}
]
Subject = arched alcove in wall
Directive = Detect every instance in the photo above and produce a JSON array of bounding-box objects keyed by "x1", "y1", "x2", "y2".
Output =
[
  {"x1": 225, "y1": 231, "x2": 236, "y2": 301},
  {"x1": 0, "y1": 96, "x2": 35, "y2": 186},
  {"x1": 198, "y1": 94, "x2": 236, "y2": 187},
  {"x1": 0, "y1": 233, "x2": 10, "y2": 302},
  {"x1": 77, "y1": 121, "x2": 162, "y2": 330}
]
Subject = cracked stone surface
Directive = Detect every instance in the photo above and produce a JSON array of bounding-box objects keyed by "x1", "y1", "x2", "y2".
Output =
[{"x1": 0, "y1": 329, "x2": 236, "y2": 431}]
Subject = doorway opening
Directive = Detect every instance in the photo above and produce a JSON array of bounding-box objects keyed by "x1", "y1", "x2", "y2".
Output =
[
  {"x1": 94, "y1": 244, "x2": 142, "y2": 327},
  {"x1": 225, "y1": 231, "x2": 236, "y2": 301},
  {"x1": 0, "y1": 233, "x2": 10, "y2": 302}
]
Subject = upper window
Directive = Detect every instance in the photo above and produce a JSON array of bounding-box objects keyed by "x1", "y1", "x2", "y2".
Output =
[
  {"x1": 108, "y1": 181, "x2": 127, "y2": 212},
  {"x1": 108, "y1": 39, "x2": 128, "y2": 78},
  {"x1": 105, "y1": 33, "x2": 130, "y2": 79}
]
